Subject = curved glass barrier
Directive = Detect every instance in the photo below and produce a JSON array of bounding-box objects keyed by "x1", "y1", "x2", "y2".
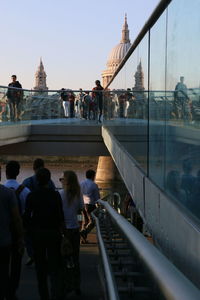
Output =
[{"x1": 105, "y1": 0, "x2": 200, "y2": 221}]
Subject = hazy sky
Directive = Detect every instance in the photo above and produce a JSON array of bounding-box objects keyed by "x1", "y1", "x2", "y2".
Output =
[{"x1": 1, "y1": 0, "x2": 160, "y2": 90}]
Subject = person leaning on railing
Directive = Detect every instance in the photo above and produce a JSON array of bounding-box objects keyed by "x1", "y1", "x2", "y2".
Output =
[{"x1": 6, "y1": 75, "x2": 23, "y2": 122}]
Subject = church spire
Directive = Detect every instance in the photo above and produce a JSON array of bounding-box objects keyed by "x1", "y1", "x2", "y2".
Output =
[
  {"x1": 121, "y1": 13, "x2": 130, "y2": 43},
  {"x1": 34, "y1": 58, "x2": 48, "y2": 93},
  {"x1": 39, "y1": 57, "x2": 44, "y2": 72}
]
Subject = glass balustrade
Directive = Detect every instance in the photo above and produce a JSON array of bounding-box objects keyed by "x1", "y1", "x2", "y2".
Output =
[{"x1": 105, "y1": 0, "x2": 200, "y2": 221}]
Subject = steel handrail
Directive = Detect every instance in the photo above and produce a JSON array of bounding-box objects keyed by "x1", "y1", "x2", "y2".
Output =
[
  {"x1": 92, "y1": 212, "x2": 120, "y2": 300},
  {"x1": 0, "y1": 85, "x2": 186, "y2": 94},
  {"x1": 98, "y1": 199, "x2": 200, "y2": 300}
]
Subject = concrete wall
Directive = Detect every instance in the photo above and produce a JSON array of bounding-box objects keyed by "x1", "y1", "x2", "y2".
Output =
[{"x1": 102, "y1": 126, "x2": 200, "y2": 288}]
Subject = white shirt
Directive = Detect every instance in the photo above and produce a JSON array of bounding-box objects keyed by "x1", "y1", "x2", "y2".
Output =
[
  {"x1": 4, "y1": 179, "x2": 31, "y2": 214},
  {"x1": 80, "y1": 178, "x2": 100, "y2": 205},
  {"x1": 59, "y1": 189, "x2": 84, "y2": 229}
]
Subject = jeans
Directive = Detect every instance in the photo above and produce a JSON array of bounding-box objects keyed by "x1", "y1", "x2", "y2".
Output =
[{"x1": 31, "y1": 230, "x2": 63, "y2": 300}]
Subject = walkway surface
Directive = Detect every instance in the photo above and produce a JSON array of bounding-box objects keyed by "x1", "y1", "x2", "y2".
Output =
[{"x1": 18, "y1": 230, "x2": 104, "y2": 300}]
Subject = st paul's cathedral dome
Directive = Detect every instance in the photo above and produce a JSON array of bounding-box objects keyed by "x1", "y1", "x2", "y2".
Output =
[{"x1": 102, "y1": 15, "x2": 131, "y2": 88}]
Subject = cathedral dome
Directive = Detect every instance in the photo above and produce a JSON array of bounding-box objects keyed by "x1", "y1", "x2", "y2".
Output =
[
  {"x1": 106, "y1": 14, "x2": 131, "y2": 70},
  {"x1": 102, "y1": 15, "x2": 131, "y2": 87},
  {"x1": 107, "y1": 42, "x2": 131, "y2": 70}
]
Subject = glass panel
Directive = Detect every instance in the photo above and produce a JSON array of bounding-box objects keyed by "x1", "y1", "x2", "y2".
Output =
[
  {"x1": 165, "y1": 0, "x2": 200, "y2": 218},
  {"x1": 107, "y1": 34, "x2": 149, "y2": 173},
  {"x1": 149, "y1": 10, "x2": 167, "y2": 188}
]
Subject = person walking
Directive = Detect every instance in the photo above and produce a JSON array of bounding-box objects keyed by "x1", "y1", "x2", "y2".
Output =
[
  {"x1": 23, "y1": 168, "x2": 64, "y2": 300},
  {"x1": 0, "y1": 184, "x2": 23, "y2": 300},
  {"x1": 80, "y1": 169, "x2": 100, "y2": 243},
  {"x1": 4, "y1": 161, "x2": 30, "y2": 300},
  {"x1": 22, "y1": 158, "x2": 55, "y2": 266},
  {"x1": 6, "y1": 75, "x2": 23, "y2": 121},
  {"x1": 92, "y1": 80, "x2": 104, "y2": 123},
  {"x1": 59, "y1": 170, "x2": 84, "y2": 296},
  {"x1": 60, "y1": 88, "x2": 69, "y2": 118},
  {"x1": 68, "y1": 92, "x2": 75, "y2": 118}
]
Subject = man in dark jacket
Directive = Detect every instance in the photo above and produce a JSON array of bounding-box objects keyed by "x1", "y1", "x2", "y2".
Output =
[
  {"x1": 7, "y1": 75, "x2": 22, "y2": 121},
  {"x1": 92, "y1": 80, "x2": 104, "y2": 123},
  {"x1": 24, "y1": 168, "x2": 64, "y2": 300}
]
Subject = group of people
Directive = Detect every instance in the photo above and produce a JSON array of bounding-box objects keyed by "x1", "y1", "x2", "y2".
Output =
[
  {"x1": 61, "y1": 80, "x2": 104, "y2": 122},
  {"x1": 166, "y1": 159, "x2": 200, "y2": 217},
  {"x1": 3, "y1": 76, "x2": 104, "y2": 123},
  {"x1": 0, "y1": 158, "x2": 100, "y2": 300}
]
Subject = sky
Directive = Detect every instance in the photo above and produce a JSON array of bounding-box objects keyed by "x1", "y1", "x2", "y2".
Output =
[{"x1": 0, "y1": 0, "x2": 160, "y2": 90}]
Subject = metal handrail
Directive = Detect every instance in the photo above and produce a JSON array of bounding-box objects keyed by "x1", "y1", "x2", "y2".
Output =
[
  {"x1": 98, "y1": 199, "x2": 200, "y2": 300},
  {"x1": 0, "y1": 84, "x2": 190, "y2": 94},
  {"x1": 92, "y1": 212, "x2": 120, "y2": 300}
]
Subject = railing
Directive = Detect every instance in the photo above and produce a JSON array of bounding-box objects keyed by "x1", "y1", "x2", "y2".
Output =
[
  {"x1": 1, "y1": 84, "x2": 200, "y2": 223},
  {"x1": 93, "y1": 199, "x2": 200, "y2": 300},
  {"x1": 0, "y1": 86, "x2": 199, "y2": 125}
]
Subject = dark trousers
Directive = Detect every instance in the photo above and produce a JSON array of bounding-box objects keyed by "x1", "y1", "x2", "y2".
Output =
[
  {"x1": 98, "y1": 99, "x2": 103, "y2": 121},
  {"x1": 8, "y1": 98, "x2": 20, "y2": 121},
  {"x1": 64, "y1": 228, "x2": 80, "y2": 291},
  {"x1": 32, "y1": 230, "x2": 63, "y2": 300},
  {"x1": 0, "y1": 246, "x2": 10, "y2": 300},
  {"x1": 7, "y1": 243, "x2": 23, "y2": 299},
  {"x1": 69, "y1": 102, "x2": 74, "y2": 118}
]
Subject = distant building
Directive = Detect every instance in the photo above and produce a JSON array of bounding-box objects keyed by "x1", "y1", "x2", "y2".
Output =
[
  {"x1": 133, "y1": 61, "x2": 144, "y2": 91},
  {"x1": 102, "y1": 14, "x2": 131, "y2": 88},
  {"x1": 34, "y1": 58, "x2": 48, "y2": 94}
]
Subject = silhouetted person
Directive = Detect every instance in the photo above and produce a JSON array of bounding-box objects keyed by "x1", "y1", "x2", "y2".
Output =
[
  {"x1": 0, "y1": 184, "x2": 23, "y2": 300},
  {"x1": 181, "y1": 159, "x2": 195, "y2": 202},
  {"x1": 24, "y1": 168, "x2": 64, "y2": 300},
  {"x1": 4, "y1": 161, "x2": 30, "y2": 300},
  {"x1": 174, "y1": 76, "x2": 190, "y2": 119},
  {"x1": 22, "y1": 158, "x2": 55, "y2": 266},
  {"x1": 68, "y1": 92, "x2": 75, "y2": 118},
  {"x1": 166, "y1": 170, "x2": 187, "y2": 206},
  {"x1": 190, "y1": 170, "x2": 200, "y2": 218},
  {"x1": 92, "y1": 80, "x2": 104, "y2": 122},
  {"x1": 6, "y1": 75, "x2": 22, "y2": 121}
]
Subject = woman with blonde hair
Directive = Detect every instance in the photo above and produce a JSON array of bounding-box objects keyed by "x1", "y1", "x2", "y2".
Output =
[{"x1": 59, "y1": 170, "x2": 83, "y2": 296}]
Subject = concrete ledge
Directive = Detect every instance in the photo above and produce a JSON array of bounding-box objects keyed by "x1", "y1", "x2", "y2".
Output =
[
  {"x1": 0, "y1": 123, "x2": 109, "y2": 156},
  {"x1": 0, "y1": 124, "x2": 31, "y2": 146}
]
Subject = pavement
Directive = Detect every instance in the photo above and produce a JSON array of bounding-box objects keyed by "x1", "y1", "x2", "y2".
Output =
[{"x1": 18, "y1": 230, "x2": 104, "y2": 300}]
